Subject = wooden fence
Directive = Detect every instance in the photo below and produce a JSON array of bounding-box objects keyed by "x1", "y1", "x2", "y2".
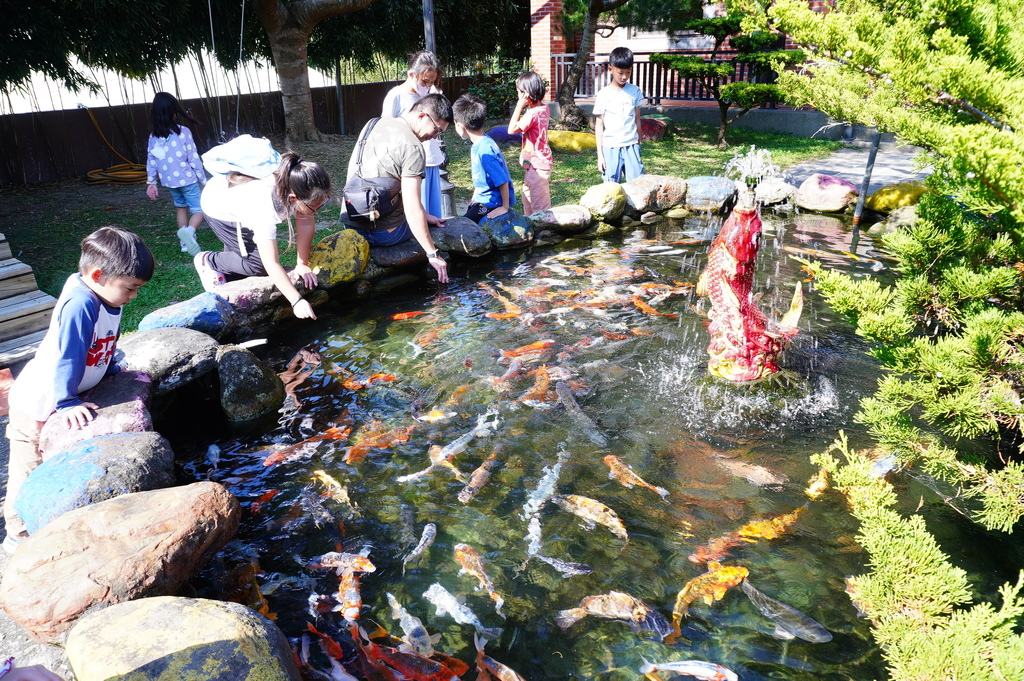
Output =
[
  {"x1": 0, "y1": 75, "x2": 472, "y2": 186},
  {"x1": 553, "y1": 50, "x2": 774, "y2": 105}
]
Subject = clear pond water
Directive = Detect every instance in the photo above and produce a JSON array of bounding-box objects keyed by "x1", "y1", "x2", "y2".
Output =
[{"x1": 179, "y1": 211, "x2": 916, "y2": 680}]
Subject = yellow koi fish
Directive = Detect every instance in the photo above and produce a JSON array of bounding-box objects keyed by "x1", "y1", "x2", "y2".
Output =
[
  {"x1": 552, "y1": 494, "x2": 629, "y2": 548},
  {"x1": 667, "y1": 562, "x2": 748, "y2": 644},
  {"x1": 737, "y1": 507, "x2": 805, "y2": 541}
]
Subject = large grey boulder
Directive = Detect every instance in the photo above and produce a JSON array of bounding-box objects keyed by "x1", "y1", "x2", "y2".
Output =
[
  {"x1": 685, "y1": 176, "x2": 737, "y2": 211},
  {"x1": 217, "y1": 346, "x2": 284, "y2": 423},
  {"x1": 528, "y1": 205, "x2": 594, "y2": 234},
  {"x1": 623, "y1": 174, "x2": 687, "y2": 216},
  {"x1": 137, "y1": 292, "x2": 235, "y2": 339},
  {"x1": 118, "y1": 327, "x2": 220, "y2": 395}
]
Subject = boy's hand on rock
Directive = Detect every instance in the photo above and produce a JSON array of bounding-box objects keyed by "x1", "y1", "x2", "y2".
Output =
[{"x1": 62, "y1": 402, "x2": 98, "y2": 429}]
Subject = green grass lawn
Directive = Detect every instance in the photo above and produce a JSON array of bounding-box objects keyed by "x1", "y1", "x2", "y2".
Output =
[{"x1": 0, "y1": 122, "x2": 840, "y2": 331}]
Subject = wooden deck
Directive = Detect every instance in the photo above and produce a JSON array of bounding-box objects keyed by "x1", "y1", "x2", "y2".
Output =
[{"x1": 0, "y1": 234, "x2": 55, "y2": 367}]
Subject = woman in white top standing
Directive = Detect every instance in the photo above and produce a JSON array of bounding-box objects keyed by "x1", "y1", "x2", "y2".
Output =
[
  {"x1": 381, "y1": 50, "x2": 445, "y2": 218},
  {"x1": 195, "y1": 135, "x2": 330, "y2": 320}
]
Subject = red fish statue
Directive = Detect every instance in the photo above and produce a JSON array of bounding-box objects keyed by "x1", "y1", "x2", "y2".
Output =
[{"x1": 696, "y1": 185, "x2": 802, "y2": 382}]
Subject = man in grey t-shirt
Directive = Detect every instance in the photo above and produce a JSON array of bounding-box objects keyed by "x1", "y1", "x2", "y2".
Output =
[{"x1": 344, "y1": 94, "x2": 453, "y2": 282}]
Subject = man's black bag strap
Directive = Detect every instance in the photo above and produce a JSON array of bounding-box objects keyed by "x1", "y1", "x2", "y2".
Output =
[{"x1": 354, "y1": 117, "x2": 382, "y2": 176}]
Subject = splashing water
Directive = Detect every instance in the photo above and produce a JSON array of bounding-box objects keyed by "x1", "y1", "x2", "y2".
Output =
[{"x1": 724, "y1": 145, "x2": 782, "y2": 188}]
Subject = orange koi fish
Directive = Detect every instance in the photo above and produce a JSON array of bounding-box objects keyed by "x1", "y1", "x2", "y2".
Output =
[
  {"x1": 305, "y1": 551, "x2": 376, "y2": 572},
  {"x1": 475, "y1": 634, "x2": 527, "y2": 681},
  {"x1": 413, "y1": 324, "x2": 453, "y2": 347},
  {"x1": 430, "y1": 651, "x2": 470, "y2": 677},
  {"x1": 445, "y1": 383, "x2": 474, "y2": 407},
  {"x1": 307, "y1": 622, "x2": 347, "y2": 661},
  {"x1": 805, "y1": 469, "x2": 829, "y2": 500},
  {"x1": 250, "y1": 488, "x2": 281, "y2": 513},
  {"x1": 263, "y1": 426, "x2": 352, "y2": 467},
  {"x1": 224, "y1": 560, "x2": 275, "y2": 620},
  {"x1": 737, "y1": 507, "x2": 805, "y2": 541},
  {"x1": 687, "y1": 533, "x2": 745, "y2": 565},
  {"x1": 632, "y1": 296, "x2": 679, "y2": 318},
  {"x1": 601, "y1": 329, "x2": 631, "y2": 341},
  {"x1": 499, "y1": 339, "x2": 557, "y2": 362},
  {"x1": 392, "y1": 311, "x2": 426, "y2": 320},
  {"x1": 343, "y1": 373, "x2": 397, "y2": 390},
  {"x1": 484, "y1": 357, "x2": 523, "y2": 391},
  {"x1": 343, "y1": 425, "x2": 416, "y2": 464},
  {"x1": 480, "y1": 282, "x2": 523, "y2": 319},
  {"x1": 666, "y1": 562, "x2": 749, "y2": 644},
  {"x1": 517, "y1": 365, "x2": 555, "y2": 403}
]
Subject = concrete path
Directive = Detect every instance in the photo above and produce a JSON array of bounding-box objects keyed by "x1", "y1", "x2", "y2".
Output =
[{"x1": 0, "y1": 141, "x2": 932, "y2": 679}]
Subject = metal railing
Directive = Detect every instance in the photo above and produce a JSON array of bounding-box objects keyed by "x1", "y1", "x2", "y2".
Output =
[{"x1": 553, "y1": 50, "x2": 770, "y2": 105}]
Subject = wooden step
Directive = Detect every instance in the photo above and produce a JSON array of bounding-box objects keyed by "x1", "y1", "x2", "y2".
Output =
[
  {"x1": 0, "y1": 289, "x2": 55, "y2": 344},
  {"x1": 0, "y1": 258, "x2": 41, "y2": 299},
  {"x1": 0, "y1": 329, "x2": 47, "y2": 367}
]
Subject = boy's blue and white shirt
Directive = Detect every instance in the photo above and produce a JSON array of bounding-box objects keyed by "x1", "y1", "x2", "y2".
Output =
[
  {"x1": 594, "y1": 82, "x2": 646, "y2": 147},
  {"x1": 9, "y1": 274, "x2": 121, "y2": 421},
  {"x1": 470, "y1": 135, "x2": 516, "y2": 210}
]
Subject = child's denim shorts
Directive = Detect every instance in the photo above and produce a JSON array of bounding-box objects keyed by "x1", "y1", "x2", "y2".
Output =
[{"x1": 169, "y1": 182, "x2": 203, "y2": 213}]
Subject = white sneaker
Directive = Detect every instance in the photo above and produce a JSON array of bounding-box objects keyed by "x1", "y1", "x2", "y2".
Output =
[
  {"x1": 2, "y1": 535, "x2": 22, "y2": 555},
  {"x1": 193, "y1": 252, "x2": 226, "y2": 292},
  {"x1": 177, "y1": 226, "x2": 201, "y2": 256}
]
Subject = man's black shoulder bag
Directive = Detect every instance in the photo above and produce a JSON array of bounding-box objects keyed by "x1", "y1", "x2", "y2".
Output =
[{"x1": 343, "y1": 117, "x2": 402, "y2": 224}]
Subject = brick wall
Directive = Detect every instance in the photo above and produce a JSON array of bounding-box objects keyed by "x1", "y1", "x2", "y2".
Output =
[{"x1": 530, "y1": 0, "x2": 565, "y2": 101}]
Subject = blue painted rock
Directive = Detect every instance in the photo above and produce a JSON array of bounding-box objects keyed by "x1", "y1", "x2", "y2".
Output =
[
  {"x1": 528, "y1": 205, "x2": 593, "y2": 233},
  {"x1": 217, "y1": 346, "x2": 284, "y2": 423},
  {"x1": 118, "y1": 327, "x2": 219, "y2": 396},
  {"x1": 486, "y1": 125, "x2": 522, "y2": 146},
  {"x1": 137, "y1": 292, "x2": 235, "y2": 339},
  {"x1": 16, "y1": 431, "x2": 175, "y2": 535},
  {"x1": 0, "y1": 482, "x2": 240, "y2": 642},
  {"x1": 479, "y1": 210, "x2": 534, "y2": 249},
  {"x1": 309, "y1": 229, "x2": 369, "y2": 286},
  {"x1": 686, "y1": 176, "x2": 738, "y2": 211},
  {"x1": 580, "y1": 182, "x2": 627, "y2": 221},
  {"x1": 38, "y1": 370, "x2": 153, "y2": 457},
  {"x1": 794, "y1": 173, "x2": 859, "y2": 212},
  {"x1": 67, "y1": 596, "x2": 301, "y2": 681}
]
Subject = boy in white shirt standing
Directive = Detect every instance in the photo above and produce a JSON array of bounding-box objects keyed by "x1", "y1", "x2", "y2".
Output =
[{"x1": 594, "y1": 47, "x2": 646, "y2": 183}]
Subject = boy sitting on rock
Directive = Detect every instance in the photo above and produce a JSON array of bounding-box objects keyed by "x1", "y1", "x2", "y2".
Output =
[
  {"x1": 453, "y1": 94, "x2": 516, "y2": 224},
  {"x1": 2, "y1": 227, "x2": 153, "y2": 553}
]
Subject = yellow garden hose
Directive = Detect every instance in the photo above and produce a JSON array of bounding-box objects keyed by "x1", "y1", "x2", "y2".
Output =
[{"x1": 82, "y1": 107, "x2": 147, "y2": 185}]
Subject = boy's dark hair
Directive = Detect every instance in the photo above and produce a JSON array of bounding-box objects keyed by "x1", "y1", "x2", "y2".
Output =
[
  {"x1": 274, "y1": 151, "x2": 332, "y2": 216},
  {"x1": 412, "y1": 93, "x2": 454, "y2": 125},
  {"x1": 79, "y1": 227, "x2": 155, "y2": 281},
  {"x1": 516, "y1": 71, "x2": 546, "y2": 104},
  {"x1": 609, "y1": 47, "x2": 634, "y2": 69},
  {"x1": 452, "y1": 94, "x2": 487, "y2": 132},
  {"x1": 151, "y1": 92, "x2": 198, "y2": 139}
]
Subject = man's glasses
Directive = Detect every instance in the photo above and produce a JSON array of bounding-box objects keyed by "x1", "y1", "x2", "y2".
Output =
[{"x1": 424, "y1": 114, "x2": 444, "y2": 139}]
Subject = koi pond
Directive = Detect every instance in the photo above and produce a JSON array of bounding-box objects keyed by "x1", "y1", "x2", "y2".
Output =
[{"x1": 173, "y1": 210, "x2": 993, "y2": 680}]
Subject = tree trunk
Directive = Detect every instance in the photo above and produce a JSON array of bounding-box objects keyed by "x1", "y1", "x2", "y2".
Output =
[
  {"x1": 256, "y1": 0, "x2": 377, "y2": 143},
  {"x1": 556, "y1": 10, "x2": 598, "y2": 131},
  {"x1": 555, "y1": 0, "x2": 631, "y2": 131},
  {"x1": 718, "y1": 99, "x2": 730, "y2": 149}
]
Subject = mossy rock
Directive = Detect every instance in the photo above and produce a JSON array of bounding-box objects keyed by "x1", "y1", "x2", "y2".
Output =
[
  {"x1": 864, "y1": 180, "x2": 927, "y2": 214},
  {"x1": 309, "y1": 229, "x2": 370, "y2": 286}
]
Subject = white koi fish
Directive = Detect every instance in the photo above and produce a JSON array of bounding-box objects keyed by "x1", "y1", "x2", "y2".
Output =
[{"x1": 423, "y1": 583, "x2": 502, "y2": 639}]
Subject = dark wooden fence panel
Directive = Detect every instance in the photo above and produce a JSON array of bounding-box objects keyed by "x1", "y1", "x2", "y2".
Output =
[{"x1": 0, "y1": 75, "x2": 474, "y2": 186}]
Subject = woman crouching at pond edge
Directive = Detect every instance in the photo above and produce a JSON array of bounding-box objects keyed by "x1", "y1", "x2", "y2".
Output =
[{"x1": 196, "y1": 135, "x2": 330, "y2": 319}]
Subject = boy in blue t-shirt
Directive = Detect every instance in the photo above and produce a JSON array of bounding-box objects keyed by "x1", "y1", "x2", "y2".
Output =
[
  {"x1": 594, "y1": 47, "x2": 646, "y2": 183},
  {"x1": 453, "y1": 94, "x2": 516, "y2": 223},
  {"x1": 2, "y1": 227, "x2": 154, "y2": 552}
]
